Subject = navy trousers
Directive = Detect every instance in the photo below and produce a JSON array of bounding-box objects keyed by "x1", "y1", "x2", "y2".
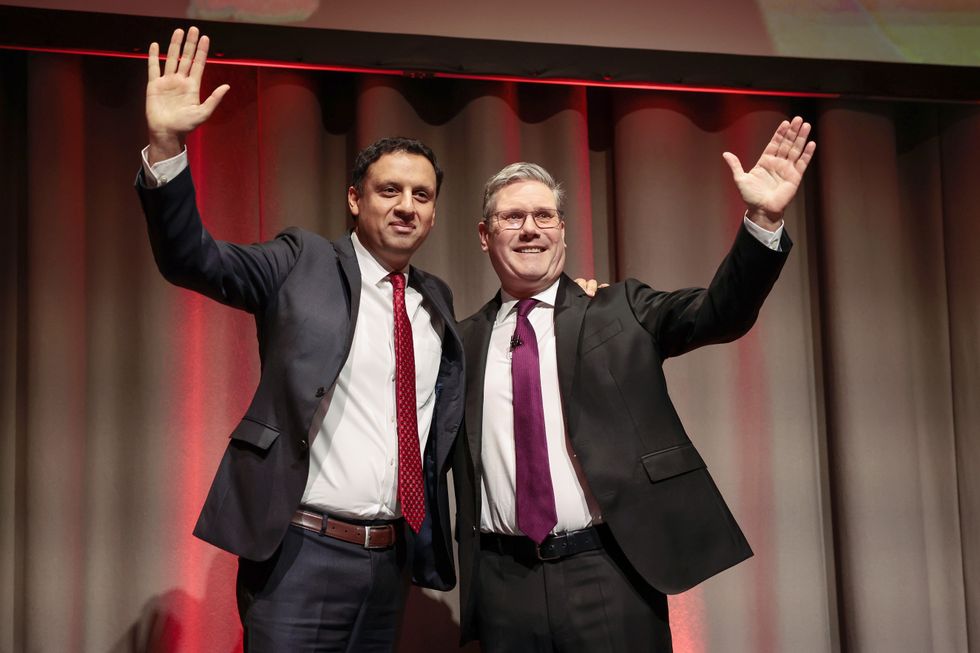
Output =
[
  {"x1": 237, "y1": 523, "x2": 408, "y2": 652},
  {"x1": 474, "y1": 530, "x2": 672, "y2": 652}
]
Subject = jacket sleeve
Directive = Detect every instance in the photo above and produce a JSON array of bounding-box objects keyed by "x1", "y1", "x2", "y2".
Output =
[
  {"x1": 135, "y1": 166, "x2": 300, "y2": 314},
  {"x1": 627, "y1": 224, "x2": 792, "y2": 358}
]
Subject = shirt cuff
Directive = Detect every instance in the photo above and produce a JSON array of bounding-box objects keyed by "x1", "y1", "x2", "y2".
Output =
[
  {"x1": 742, "y1": 214, "x2": 783, "y2": 251},
  {"x1": 140, "y1": 145, "x2": 189, "y2": 188}
]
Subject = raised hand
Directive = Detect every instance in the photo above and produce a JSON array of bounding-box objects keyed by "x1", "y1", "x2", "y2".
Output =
[
  {"x1": 146, "y1": 27, "x2": 230, "y2": 164},
  {"x1": 722, "y1": 116, "x2": 816, "y2": 230}
]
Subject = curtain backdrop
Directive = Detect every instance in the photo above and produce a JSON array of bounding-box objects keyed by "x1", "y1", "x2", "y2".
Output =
[{"x1": 1, "y1": 50, "x2": 977, "y2": 653}]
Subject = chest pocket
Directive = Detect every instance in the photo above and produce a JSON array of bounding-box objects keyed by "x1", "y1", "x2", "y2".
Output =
[{"x1": 230, "y1": 416, "x2": 280, "y2": 450}]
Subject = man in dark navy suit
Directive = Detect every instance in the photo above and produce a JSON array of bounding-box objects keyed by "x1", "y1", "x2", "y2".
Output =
[{"x1": 136, "y1": 27, "x2": 463, "y2": 651}]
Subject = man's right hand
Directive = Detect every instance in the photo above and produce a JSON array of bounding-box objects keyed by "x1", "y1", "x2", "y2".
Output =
[{"x1": 146, "y1": 27, "x2": 229, "y2": 165}]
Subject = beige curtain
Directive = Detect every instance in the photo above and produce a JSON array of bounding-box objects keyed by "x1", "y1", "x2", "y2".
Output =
[{"x1": 1, "y1": 50, "x2": 977, "y2": 652}]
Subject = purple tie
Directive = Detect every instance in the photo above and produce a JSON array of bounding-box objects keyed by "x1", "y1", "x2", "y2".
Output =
[{"x1": 512, "y1": 298, "x2": 558, "y2": 544}]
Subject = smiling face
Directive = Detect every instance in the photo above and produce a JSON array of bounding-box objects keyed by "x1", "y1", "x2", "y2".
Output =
[
  {"x1": 348, "y1": 151, "x2": 438, "y2": 271},
  {"x1": 478, "y1": 180, "x2": 566, "y2": 298}
]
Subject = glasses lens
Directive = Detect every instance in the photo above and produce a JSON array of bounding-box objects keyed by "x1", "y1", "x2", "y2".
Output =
[
  {"x1": 501, "y1": 211, "x2": 527, "y2": 229},
  {"x1": 532, "y1": 210, "x2": 560, "y2": 227}
]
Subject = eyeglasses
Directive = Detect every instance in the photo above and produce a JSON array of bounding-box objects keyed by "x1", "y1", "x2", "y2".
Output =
[{"x1": 489, "y1": 209, "x2": 564, "y2": 230}]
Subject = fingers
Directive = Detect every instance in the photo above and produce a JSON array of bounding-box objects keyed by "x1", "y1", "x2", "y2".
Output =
[
  {"x1": 775, "y1": 116, "x2": 802, "y2": 159},
  {"x1": 177, "y1": 26, "x2": 199, "y2": 76},
  {"x1": 573, "y1": 278, "x2": 599, "y2": 296},
  {"x1": 199, "y1": 84, "x2": 231, "y2": 119},
  {"x1": 159, "y1": 27, "x2": 208, "y2": 79},
  {"x1": 763, "y1": 119, "x2": 789, "y2": 159},
  {"x1": 147, "y1": 41, "x2": 160, "y2": 81},
  {"x1": 189, "y1": 34, "x2": 211, "y2": 83},
  {"x1": 796, "y1": 140, "x2": 816, "y2": 174},
  {"x1": 164, "y1": 28, "x2": 183, "y2": 75},
  {"x1": 722, "y1": 152, "x2": 744, "y2": 178}
]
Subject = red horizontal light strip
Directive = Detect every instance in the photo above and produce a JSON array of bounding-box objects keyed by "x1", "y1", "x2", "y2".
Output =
[{"x1": 0, "y1": 43, "x2": 842, "y2": 98}]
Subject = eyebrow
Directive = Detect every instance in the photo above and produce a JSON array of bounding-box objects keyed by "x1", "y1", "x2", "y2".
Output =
[{"x1": 375, "y1": 180, "x2": 435, "y2": 192}]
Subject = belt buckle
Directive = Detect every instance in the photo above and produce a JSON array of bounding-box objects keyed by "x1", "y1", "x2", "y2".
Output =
[
  {"x1": 363, "y1": 524, "x2": 393, "y2": 549},
  {"x1": 535, "y1": 539, "x2": 562, "y2": 561}
]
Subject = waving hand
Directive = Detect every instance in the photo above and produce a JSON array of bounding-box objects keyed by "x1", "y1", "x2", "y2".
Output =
[
  {"x1": 722, "y1": 116, "x2": 816, "y2": 230},
  {"x1": 146, "y1": 27, "x2": 230, "y2": 165}
]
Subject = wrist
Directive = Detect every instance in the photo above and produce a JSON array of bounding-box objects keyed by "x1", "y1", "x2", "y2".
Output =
[
  {"x1": 746, "y1": 206, "x2": 783, "y2": 231},
  {"x1": 147, "y1": 131, "x2": 184, "y2": 166}
]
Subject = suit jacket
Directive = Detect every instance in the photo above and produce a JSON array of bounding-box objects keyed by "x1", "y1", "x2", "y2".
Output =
[
  {"x1": 137, "y1": 167, "x2": 464, "y2": 589},
  {"x1": 453, "y1": 225, "x2": 791, "y2": 637}
]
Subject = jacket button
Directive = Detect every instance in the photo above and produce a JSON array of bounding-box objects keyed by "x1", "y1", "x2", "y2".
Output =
[
  {"x1": 315, "y1": 386, "x2": 325, "y2": 398},
  {"x1": 299, "y1": 439, "x2": 309, "y2": 452}
]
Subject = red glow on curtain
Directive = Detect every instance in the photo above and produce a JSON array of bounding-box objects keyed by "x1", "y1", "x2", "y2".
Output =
[
  {"x1": 170, "y1": 131, "x2": 211, "y2": 653},
  {"x1": 669, "y1": 590, "x2": 707, "y2": 653}
]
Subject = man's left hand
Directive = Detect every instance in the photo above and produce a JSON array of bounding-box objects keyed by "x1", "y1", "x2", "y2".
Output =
[{"x1": 722, "y1": 116, "x2": 816, "y2": 231}]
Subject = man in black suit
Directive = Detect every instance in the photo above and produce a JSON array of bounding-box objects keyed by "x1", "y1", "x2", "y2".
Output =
[
  {"x1": 453, "y1": 118, "x2": 815, "y2": 651},
  {"x1": 136, "y1": 27, "x2": 462, "y2": 651}
]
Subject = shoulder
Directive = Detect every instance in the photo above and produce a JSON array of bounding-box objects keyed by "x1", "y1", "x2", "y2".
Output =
[{"x1": 412, "y1": 266, "x2": 454, "y2": 302}]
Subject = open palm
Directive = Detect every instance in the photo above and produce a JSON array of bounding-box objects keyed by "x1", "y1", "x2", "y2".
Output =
[
  {"x1": 722, "y1": 116, "x2": 816, "y2": 223},
  {"x1": 146, "y1": 27, "x2": 229, "y2": 159}
]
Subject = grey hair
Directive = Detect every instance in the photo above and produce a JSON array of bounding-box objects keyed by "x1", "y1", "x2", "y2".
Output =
[{"x1": 482, "y1": 162, "x2": 565, "y2": 221}]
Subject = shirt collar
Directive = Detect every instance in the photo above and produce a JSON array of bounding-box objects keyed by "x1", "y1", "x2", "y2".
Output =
[
  {"x1": 497, "y1": 278, "x2": 560, "y2": 321},
  {"x1": 351, "y1": 231, "x2": 409, "y2": 287}
]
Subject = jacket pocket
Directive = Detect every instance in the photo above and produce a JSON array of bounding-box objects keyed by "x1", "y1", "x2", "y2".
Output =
[
  {"x1": 229, "y1": 417, "x2": 281, "y2": 450},
  {"x1": 641, "y1": 442, "x2": 705, "y2": 482}
]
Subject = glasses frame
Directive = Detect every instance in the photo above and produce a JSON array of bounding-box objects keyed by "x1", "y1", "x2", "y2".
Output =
[{"x1": 488, "y1": 208, "x2": 565, "y2": 230}]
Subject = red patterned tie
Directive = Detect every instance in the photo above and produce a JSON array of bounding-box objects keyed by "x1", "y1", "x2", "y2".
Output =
[{"x1": 388, "y1": 272, "x2": 425, "y2": 532}]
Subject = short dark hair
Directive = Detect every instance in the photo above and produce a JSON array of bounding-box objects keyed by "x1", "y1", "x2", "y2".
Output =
[{"x1": 350, "y1": 136, "x2": 444, "y2": 196}]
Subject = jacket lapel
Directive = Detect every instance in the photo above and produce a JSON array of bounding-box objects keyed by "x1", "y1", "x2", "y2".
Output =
[
  {"x1": 554, "y1": 274, "x2": 588, "y2": 428},
  {"x1": 334, "y1": 234, "x2": 362, "y2": 353},
  {"x1": 461, "y1": 294, "x2": 499, "y2": 476},
  {"x1": 409, "y1": 268, "x2": 465, "y2": 475}
]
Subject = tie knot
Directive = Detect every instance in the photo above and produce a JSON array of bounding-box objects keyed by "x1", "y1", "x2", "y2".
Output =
[
  {"x1": 388, "y1": 272, "x2": 406, "y2": 292},
  {"x1": 516, "y1": 298, "x2": 538, "y2": 318}
]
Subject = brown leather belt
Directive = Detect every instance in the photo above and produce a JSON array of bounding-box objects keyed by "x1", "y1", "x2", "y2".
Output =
[{"x1": 291, "y1": 509, "x2": 399, "y2": 549}]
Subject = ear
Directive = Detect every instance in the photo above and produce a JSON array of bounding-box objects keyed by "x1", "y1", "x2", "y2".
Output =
[
  {"x1": 347, "y1": 186, "x2": 361, "y2": 217},
  {"x1": 478, "y1": 220, "x2": 491, "y2": 252}
]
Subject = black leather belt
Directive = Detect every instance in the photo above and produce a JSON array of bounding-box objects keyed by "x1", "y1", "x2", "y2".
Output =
[{"x1": 480, "y1": 525, "x2": 606, "y2": 562}]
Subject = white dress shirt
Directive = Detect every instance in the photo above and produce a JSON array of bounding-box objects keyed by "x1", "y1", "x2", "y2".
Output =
[
  {"x1": 480, "y1": 281, "x2": 603, "y2": 536},
  {"x1": 142, "y1": 147, "x2": 445, "y2": 520},
  {"x1": 300, "y1": 233, "x2": 444, "y2": 520}
]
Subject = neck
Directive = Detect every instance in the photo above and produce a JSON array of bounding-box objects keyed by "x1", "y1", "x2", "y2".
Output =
[{"x1": 501, "y1": 278, "x2": 558, "y2": 300}]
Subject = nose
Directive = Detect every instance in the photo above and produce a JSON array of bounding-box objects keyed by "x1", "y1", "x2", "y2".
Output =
[
  {"x1": 394, "y1": 190, "x2": 415, "y2": 218},
  {"x1": 518, "y1": 212, "x2": 540, "y2": 237}
]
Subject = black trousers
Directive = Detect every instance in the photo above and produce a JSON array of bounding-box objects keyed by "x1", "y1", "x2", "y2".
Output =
[
  {"x1": 236, "y1": 524, "x2": 408, "y2": 652},
  {"x1": 474, "y1": 531, "x2": 672, "y2": 653}
]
